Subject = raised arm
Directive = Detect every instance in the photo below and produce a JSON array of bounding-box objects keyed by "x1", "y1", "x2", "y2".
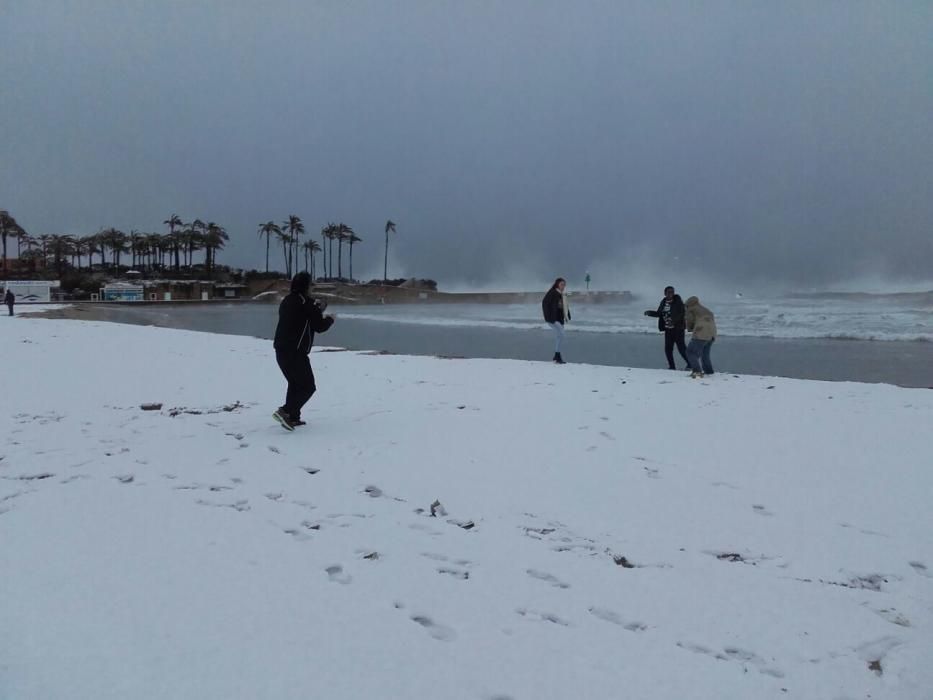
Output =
[{"x1": 306, "y1": 300, "x2": 335, "y2": 333}]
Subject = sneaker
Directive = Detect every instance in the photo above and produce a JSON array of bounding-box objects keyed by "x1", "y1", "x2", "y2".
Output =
[
  {"x1": 292, "y1": 418, "x2": 307, "y2": 427},
  {"x1": 690, "y1": 370, "x2": 705, "y2": 379},
  {"x1": 273, "y1": 407, "x2": 296, "y2": 431}
]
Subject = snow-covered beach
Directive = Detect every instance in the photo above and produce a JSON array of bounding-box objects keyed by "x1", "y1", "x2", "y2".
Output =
[{"x1": 3, "y1": 314, "x2": 932, "y2": 699}]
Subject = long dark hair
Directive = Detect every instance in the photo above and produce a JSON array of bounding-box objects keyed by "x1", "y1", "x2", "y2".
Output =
[
  {"x1": 290, "y1": 271, "x2": 311, "y2": 294},
  {"x1": 549, "y1": 277, "x2": 566, "y2": 291}
]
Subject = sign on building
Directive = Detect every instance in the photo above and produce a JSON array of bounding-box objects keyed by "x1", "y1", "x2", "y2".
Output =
[{"x1": 101, "y1": 284, "x2": 145, "y2": 301}]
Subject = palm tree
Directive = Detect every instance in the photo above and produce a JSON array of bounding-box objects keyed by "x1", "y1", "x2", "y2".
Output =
[
  {"x1": 15, "y1": 223, "x2": 28, "y2": 259},
  {"x1": 158, "y1": 235, "x2": 174, "y2": 270},
  {"x1": 335, "y1": 223, "x2": 354, "y2": 280},
  {"x1": 127, "y1": 230, "x2": 142, "y2": 269},
  {"x1": 81, "y1": 234, "x2": 100, "y2": 270},
  {"x1": 327, "y1": 225, "x2": 338, "y2": 279},
  {"x1": 384, "y1": 219, "x2": 396, "y2": 282},
  {"x1": 36, "y1": 234, "x2": 52, "y2": 264},
  {"x1": 258, "y1": 221, "x2": 281, "y2": 273},
  {"x1": 47, "y1": 234, "x2": 73, "y2": 275},
  {"x1": 135, "y1": 235, "x2": 150, "y2": 271},
  {"x1": 99, "y1": 228, "x2": 127, "y2": 268},
  {"x1": 282, "y1": 215, "x2": 304, "y2": 279},
  {"x1": 347, "y1": 232, "x2": 362, "y2": 281},
  {"x1": 163, "y1": 214, "x2": 183, "y2": 270},
  {"x1": 320, "y1": 224, "x2": 333, "y2": 279},
  {"x1": 203, "y1": 222, "x2": 228, "y2": 277},
  {"x1": 70, "y1": 237, "x2": 82, "y2": 269},
  {"x1": 302, "y1": 239, "x2": 322, "y2": 278},
  {"x1": 276, "y1": 228, "x2": 294, "y2": 277},
  {"x1": 186, "y1": 219, "x2": 206, "y2": 268},
  {"x1": 0, "y1": 210, "x2": 26, "y2": 273}
]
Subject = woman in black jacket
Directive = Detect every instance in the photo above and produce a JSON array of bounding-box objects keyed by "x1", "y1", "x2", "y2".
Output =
[
  {"x1": 273, "y1": 272, "x2": 335, "y2": 430},
  {"x1": 644, "y1": 285, "x2": 689, "y2": 370},
  {"x1": 542, "y1": 277, "x2": 570, "y2": 364}
]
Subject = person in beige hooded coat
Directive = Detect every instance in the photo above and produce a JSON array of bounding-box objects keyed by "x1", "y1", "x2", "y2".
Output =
[{"x1": 684, "y1": 296, "x2": 717, "y2": 377}]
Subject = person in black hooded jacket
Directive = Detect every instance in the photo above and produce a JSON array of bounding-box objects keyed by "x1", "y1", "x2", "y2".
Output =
[
  {"x1": 644, "y1": 285, "x2": 690, "y2": 370},
  {"x1": 272, "y1": 272, "x2": 335, "y2": 429},
  {"x1": 542, "y1": 277, "x2": 570, "y2": 364}
]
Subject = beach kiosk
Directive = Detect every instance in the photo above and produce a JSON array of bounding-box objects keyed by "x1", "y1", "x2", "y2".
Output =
[
  {"x1": 0, "y1": 280, "x2": 59, "y2": 303},
  {"x1": 100, "y1": 282, "x2": 145, "y2": 301}
]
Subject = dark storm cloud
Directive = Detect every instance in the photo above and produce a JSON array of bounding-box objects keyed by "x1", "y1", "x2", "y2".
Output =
[{"x1": 3, "y1": 1, "x2": 932, "y2": 289}]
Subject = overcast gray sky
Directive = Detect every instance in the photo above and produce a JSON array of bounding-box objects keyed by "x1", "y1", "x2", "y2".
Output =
[{"x1": 3, "y1": 1, "x2": 932, "y2": 291}]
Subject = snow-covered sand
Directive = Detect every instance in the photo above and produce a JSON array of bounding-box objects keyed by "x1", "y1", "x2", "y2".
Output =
[{"x1": 2, "y1": 316, "x2": 932, "y2": 699}]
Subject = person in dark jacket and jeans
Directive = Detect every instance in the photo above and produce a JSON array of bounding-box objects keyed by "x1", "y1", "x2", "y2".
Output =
[
  {"x1": 644, "y1": 285, "x2": 690, "y2": 370},
  {"x1": 4, "y1": 289, "x2": 14, "y2": 316},
  {"x1": 272, "y1": 272, "x2": 335, "y2": 430},
  {"x1": 542, "y1": 277, "x2": 570, "y2": 364}
]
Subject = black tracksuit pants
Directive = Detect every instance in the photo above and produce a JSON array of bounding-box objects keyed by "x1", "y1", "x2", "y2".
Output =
[
  {"x1": 664, "y1": 328, "x2": 689, "y2": 369},
  {"x1": 276, "y1": 351, "x2": 316, "y2": 419}
]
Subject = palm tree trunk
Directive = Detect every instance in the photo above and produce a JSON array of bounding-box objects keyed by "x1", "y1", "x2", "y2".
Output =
[
  {"x1": 265, "y1": 235, "x2": 270, "y2": 273},
  {"x1": 321, "y1": 235, "x2": 327, "y2": 279},
  {"x1": 349, "y1": 244, "x2": 353, "y2": 281},
  {"x1": 384, "y1": 232, "x2": 389, "y2": 282}
]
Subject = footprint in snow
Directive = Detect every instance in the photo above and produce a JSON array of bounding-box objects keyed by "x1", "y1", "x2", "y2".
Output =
[
  {"x1": 677, "y1": 642, "x2": 785, "y2": 678},
  {"x1": 908, "y1": 561, "x2": 931, "y2": 578},
  {"x1": 410, "y1": 614, "x2": 456, "y2": 641},
  {"x1": 526, "y1": 569, "x2": 570, "y2": 589},
  {"x1": 515, "y1": 608, "x2": 569, "y2": 626},
  {"x1": 868, "y1": 606, "x2": 910, "y2": 627},
  {"x1": 588, "y1": 607, "x2": 647, "y2": 632},
  {"x1": 438, "y1": 566, "x2": 470, "y2": 580},
  {"x1": 752, "y1": 504, "x2": 775, "y2": 516},
  {"x1": 325, "y1": 565, "x2": 352, "y2": 584},
  {"x1": 196, "y1": 499, "x2": 250, "y2": 512}
]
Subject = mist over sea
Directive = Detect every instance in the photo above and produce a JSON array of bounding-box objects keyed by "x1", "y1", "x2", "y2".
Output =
[
  {"x1": 337, "y1": 290, "x2": 933, "y2": 344},
  {"x1": 48, "y1": 288, "x2": 933, "y2": 388}
]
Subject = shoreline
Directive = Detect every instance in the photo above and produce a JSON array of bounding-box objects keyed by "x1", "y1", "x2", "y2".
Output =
[{"x1": 30, "y1": 303, "x2": 933, "y2": 389}]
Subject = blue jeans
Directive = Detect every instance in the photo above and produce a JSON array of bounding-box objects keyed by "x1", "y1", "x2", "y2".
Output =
[
  {"x1": 548, "y1": 322, "x2": 565, "y2": 353},
  {"x1": 687, "y1": 337, "x2": 714, "y2": 374}
]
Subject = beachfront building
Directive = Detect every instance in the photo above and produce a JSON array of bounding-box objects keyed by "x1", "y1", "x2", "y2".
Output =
[
  {"x1": 0, "y1": 279, "x2": 59, "y2": 303},
  {"x1": 212, "y1": 282, "x2": 248, "y2": 299},
  {"x1": 99, "y1": 282, "x2": 145, "y2": 301},
  {"x1": 93, "y1": 279, "x2": 250, "y2": 301}
]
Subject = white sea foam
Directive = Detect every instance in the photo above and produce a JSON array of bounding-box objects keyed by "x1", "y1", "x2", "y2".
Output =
[{"x1": 336, "y1": 293, "x2": 933, "y2": 343}]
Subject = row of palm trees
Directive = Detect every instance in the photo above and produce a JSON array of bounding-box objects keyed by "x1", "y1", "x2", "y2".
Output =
[
  {"x1": 2, "y1": 208, "x2": 401, "y2": 281},
  {"x1": 0, "y1": 210, "x2": 228, "y2": 276},
  {"x1": 258, "y1": 217, "x2": 385, "y2": 281}
]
